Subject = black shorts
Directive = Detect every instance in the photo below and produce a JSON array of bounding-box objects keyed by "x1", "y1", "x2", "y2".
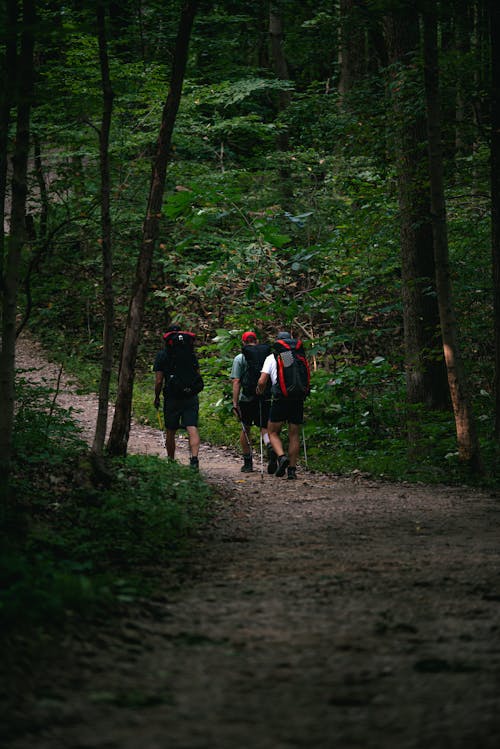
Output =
[
  {"x1": 239, "y1": 398, "x2": 270, "y2": 428},
  {"x1": 163, "y1": 395, "x2": 199, "y2": 430},
  {"x1": 269, "y1": 397, "x2": 304, "y2": 425}
]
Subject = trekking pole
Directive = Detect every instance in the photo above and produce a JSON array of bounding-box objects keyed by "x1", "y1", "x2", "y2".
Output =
[
  {"x1": 156, "y1": 408, "x2": 167, "y2": 454},
  {"x1": 259, "y1": 399, "x2": 264, "y2": 480},
  {"x1": 232, "y1": 406, "x2": 252, "y2": 453},
  {"x1": 302, "y1": 425, "x2": 308, "y2": 470}
]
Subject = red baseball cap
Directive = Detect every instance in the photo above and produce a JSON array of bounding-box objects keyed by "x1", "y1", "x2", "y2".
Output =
[{"x1": 242, "y1": 331, "x2": 257, "y2": 343}]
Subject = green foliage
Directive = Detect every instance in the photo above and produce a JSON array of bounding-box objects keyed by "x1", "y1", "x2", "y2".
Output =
[
  {"x1": 2, "y1": 379, "x2": 213, "y2": 644},
  {"x1": 29, "y1": 454, "x2": 210, "y2": 568},
  {"x1": 12, "y1": 0, "x2": 499, "y2": 487}
]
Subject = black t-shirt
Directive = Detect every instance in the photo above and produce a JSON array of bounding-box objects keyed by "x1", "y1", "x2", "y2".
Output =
[{"x1": 154, "y1": 349, "x2": 171, "y2": 396}]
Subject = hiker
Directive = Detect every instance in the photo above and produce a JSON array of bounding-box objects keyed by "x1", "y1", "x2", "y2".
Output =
[
  {"x1": 154, "y1": 324, "x2": 204, "y2": 469},
  {"x1": 230, "y1": 331, "x2": 276, "y2": 473},
  {"x1": 256, "y1": 331, "x2": 310, "y2": 480}
]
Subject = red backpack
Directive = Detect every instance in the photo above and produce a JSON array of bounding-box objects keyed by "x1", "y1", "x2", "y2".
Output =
[{"x1": 273, "y1": 338, "x2": 310, "y2": 399}]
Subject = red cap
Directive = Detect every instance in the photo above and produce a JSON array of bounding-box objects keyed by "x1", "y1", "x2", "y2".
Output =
[{"x1": 242, "y1": 331, "x2": 257, "y2": 343}]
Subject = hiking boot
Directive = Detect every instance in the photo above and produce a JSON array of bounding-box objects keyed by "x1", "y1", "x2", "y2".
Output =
[
  {"x1": 274, "y1": 454, "x2": 289, "y2": 477},
  {"x1": 287, "y1": 466, "x2": 297, "y2": 480},
  {"x1": 241, "y1": 454, "x2": 253, "y2": 473},
  {"x1": 189, "y1": 456, "x2": 199, "y2": 470},
  {"x1": 267, "y1": 446, "x2": 278, "y2": 474}
]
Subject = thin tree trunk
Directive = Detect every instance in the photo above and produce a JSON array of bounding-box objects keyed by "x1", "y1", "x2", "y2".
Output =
[
  {"x1": 0, "y1": 0, "x2": 18, "y2": 290},
  {"x1": 0, "y1": 0, "x2": 35, "y2": 489},
  {"x1": 92, "y1": 0, "x2": 115, "y2": 456},
  {"x1": 338, "y1": 0, "x2": 365, "y2": 99},
  {"x1": 269, "y1": 3, "x2": 292, "y2": 202},
  {"x1": 490, "y1": 0, "x2": 500, "y2": 439},
  {"x1": 423, "y1": 8, "x2": 481, "y2": 472},
  {"x1": 384, "y1": 5, "x2": 449, "y2": 417},
  {"x1": 107, "y1": 0, "x2": 198, "y2": 456},
  {"x1": 269, "y1": 3, "x2": 291, "y2": 109}
]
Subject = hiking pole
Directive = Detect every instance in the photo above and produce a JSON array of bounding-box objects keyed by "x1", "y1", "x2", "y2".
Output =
[
  {"x1": 302, "y1": 425, "x2": 308, "y2": 470},
  {"x1": 156, "y1": 408, "x2": 167, "y2": 455},
  {"x1": 232, "y1": 406, "x2": 252, "y2": 454},
  {"x1": 258, "y1": 399, "x2": 264, "y2": 481}
]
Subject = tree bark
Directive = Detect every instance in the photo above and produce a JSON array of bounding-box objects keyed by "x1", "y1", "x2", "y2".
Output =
[
  {"x1": 107, "y1": 0, "x2": 198, "y2": 456},
  {"x1": 0, "y1": 0, "x2": 35, "y2": 488},
  {"x1": 92, "y1": 0, "x2": 115, "y2": 456},
  {"x1": 0, "y1": 0, "x2": 18, "y2": 289},
  {"x1": 490, "y1": 0, "x2": 500, "y2": 438},
  {"x1": 269, "y1": 3, "x2": 291, "y2": 109},
  {"x1": 422, "y1": 8, "x2": 481, "y2": 472},
  {"x1": 384, "y1": 3, "x2": 449, "y2": 415},
  {"x1": 338, "y1": 0, "x2": 365, "y2": 98},
  {"x1": 268, "y1": 2, "x2": 292, "y2": 202}
]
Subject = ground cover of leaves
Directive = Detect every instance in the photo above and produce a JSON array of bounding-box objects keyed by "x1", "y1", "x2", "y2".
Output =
[{"x1": 4, "y1": 334, "x2": 500, "y2": 749}]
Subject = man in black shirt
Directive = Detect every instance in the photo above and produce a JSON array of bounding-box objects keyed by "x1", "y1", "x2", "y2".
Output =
[{"x1": 154, "y1": 325, "x2": 202, "y2": 469}]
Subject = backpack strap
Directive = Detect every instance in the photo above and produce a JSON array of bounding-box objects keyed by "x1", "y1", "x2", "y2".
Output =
[{"x1": 274, "y1": 339, "x2": 292, "y2": 397}]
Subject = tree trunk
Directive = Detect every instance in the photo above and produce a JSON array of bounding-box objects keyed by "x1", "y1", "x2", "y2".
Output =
[
  {"x1": 338, "y1": 0, "x2": 365, "y2": 98},
  {"x1": 269, "y1": 3, "x2": 291, "y2": 109},
  {"x1": 423, "y1": 8, "x2": 481, "y2": 472},
  {"x1": 107, "y1": 0, "x2": 198, "y2": 457},
  {"x1": 384, "y1": 4, "x2": 449, "y2": 416},
  {"x1": 0, "y1": 0, "x2": 18, "y2": 289},
  {"x1": 0, "y1": 0, "x2": 35, "y2": 489},
  {"x1": 92, "y1": 1, "x2": 115, "y2": 456},
  {"x1": 268, "y1": 2, "x2": 292, "y2": 202},
  {"x1": 490, "y1": 0, "x2": 500, "y2": 439}
]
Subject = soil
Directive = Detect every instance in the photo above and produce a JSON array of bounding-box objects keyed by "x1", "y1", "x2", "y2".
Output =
[{"x1": 5, "y1": 334, "x2": 500, "y2": 749}]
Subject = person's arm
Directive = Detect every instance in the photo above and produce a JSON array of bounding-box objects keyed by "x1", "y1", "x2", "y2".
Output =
[
  {"x1": 232, "y1": 377, "x2": 241, "y2": 410},
  {"x1": 256, "y1": 353, "x2": 272, "y2": 395},
  {"x1": 154, "y1": 371, "x2": 164, "y2": 408},
  {"x1": 230, "y1": 354, "x2": 243, "y2": 409},
  {"x1": 256, "y1": 371, "x2": 269, "y2": 395}
]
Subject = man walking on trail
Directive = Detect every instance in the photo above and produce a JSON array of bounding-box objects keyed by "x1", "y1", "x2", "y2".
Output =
[
  {"x1": 256, "y1": 331, "x2": 310, "y2": 480},
  {"x1": 154, "y1": 324, "x2": 203, "y2": 470},
  {"x1": 231, "y1": 331, "x2": 276, "y2": 473}
]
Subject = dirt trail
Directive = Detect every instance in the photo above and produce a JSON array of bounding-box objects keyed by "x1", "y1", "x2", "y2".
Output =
[{"x1": 7, "y1": 334, "x2": 500, "y2": 749}]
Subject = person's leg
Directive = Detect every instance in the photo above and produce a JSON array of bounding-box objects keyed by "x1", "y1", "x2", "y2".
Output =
[
  {"x1": 164, "y1": 400, "x2": 181, "y2": 460},
  {"x1": 256, "y1": 398, "x2": 274, "y2": 472},
  {"x1": 287, "y1": 422, "x2": 300, "y2": 467},
  {"x1": 182, "y1": 396, "x2": 200, "y2": 468},
  {"x1": 268, "y1": 400, "x2": 290, "y2": 476},
  {"x1": 267, "y1": 420, "x2": 284, "y2": 457},
  {"x1": 286, "y1": 400, "x2": 304, "y2": 479},
  {"x1": 186, "y1": 425, "x2": 200, "y2": 457},
  {"x1": 258, "y1": 400, "x2": 271, "y2": 446},
  {"x1": 165, "y1": 428, "x2": 176, "y2": 459},
  {"x1": 240, "y1": 424, "x2": 253, "y2": 456},
  {"x1": 238, "y1": 402, "x2": 254, "y2": 471}
]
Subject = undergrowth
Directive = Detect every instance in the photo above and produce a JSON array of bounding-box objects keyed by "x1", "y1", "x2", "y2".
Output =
[{"x1": 1, "y1": 378, "x2": 213, "y2": 650}]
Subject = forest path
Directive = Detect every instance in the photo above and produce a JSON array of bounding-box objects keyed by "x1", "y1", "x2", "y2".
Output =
[{"x1": 7, "y1": 333, "x2": 500, "y2": 749}]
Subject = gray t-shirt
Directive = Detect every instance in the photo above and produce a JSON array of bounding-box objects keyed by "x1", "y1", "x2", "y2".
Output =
[{"x1": 230, "y1": 352, "x2": 254, "y2": 403}]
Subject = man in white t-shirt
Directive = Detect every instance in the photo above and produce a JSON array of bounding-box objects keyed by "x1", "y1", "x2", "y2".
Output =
[{"x1": 257, "y1": 331, "x2": 305, "y2": 480}]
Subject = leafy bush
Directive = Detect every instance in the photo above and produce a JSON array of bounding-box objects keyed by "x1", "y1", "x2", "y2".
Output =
[{"x1": 2, "y1": 379, "x2": 214, "y2": 645}]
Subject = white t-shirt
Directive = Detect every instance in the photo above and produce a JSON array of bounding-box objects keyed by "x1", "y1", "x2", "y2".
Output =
[{"x1": 261, "y1": 353, "x2": 277, "y2": 385}]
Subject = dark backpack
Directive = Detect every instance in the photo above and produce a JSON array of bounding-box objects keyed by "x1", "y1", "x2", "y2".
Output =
[
  {"x1": 273, "y1": 338, "x2": 310, "y2": 399},
  {"x1": 163, "y1": 330, "x2": 204, "y2": 398},
  {"x1": 240, "y1": 343, "x2": 271, "y2": 398}
]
